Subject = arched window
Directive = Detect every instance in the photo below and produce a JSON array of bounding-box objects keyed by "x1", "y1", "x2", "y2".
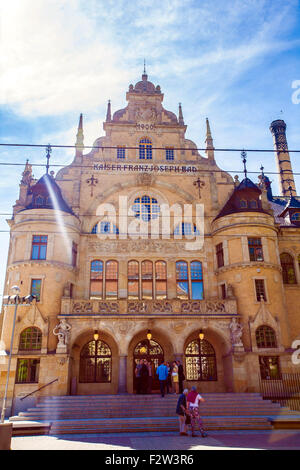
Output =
[
  {"x1": 256, "y1": 325, "x2": 277, "y2": 348},
  {"x1": 190, "y1": 261, "x2": 203, "y2": 299},
  {"x1": 132, "y1": 195, "x2": 160, "y2": 222},
  {"x1": 280, "y1": 253, "x2": 296, "y2": 284},
  {"x1": 19, "y1": 327, "x2": 42, "y2": 351},
  {"x1": 91, "y1": 221, "x2": 119, "y2": 235},
  {"x1": 185, "y1": 339, "x2": 217, "y2": 381},
  {"x1": 139, "y1": 138, "x2": 152, "y2": 160},
  {"x1": 90, "y1": 260, "x2": 103, "y2": 299},
  {"x1": 79, "y1": 340, "x2": 111, "y2": 383},
  {"x1": 240, "y1": 199, "x2": 247, "y2": 208},
  {"x1": 174, "y1": 223, "x2": 200, "y2": 237},
  {"x1": 128, "y1": 260, "x2": 139, "y2": 299},
  {"x1": 142, "y1": 260, "x2": 153, "y2": 299},
  {"x1": 155, "y1": 261, "x2": 167, "y2": 299},
  {"x1": 105, "y1": 261, "x2": 118, "y2": 299}
]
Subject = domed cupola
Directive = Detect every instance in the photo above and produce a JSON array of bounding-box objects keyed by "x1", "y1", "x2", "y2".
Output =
[{"x1": 24, "y1": 173, "x2": 74, "y2": 215}]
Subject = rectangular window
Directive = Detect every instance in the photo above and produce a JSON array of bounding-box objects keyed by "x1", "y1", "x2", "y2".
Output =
[
  {"x1": 255, "y1": 279, "x2": 267, "y2": 301},
  {"x1": 31, "y1": 279, "x2": 42, "y2": 302},
  {"x1": 165, "y1": 147, "x2": 174, "y2": 161},
  {"x1": 31, "y1": 235, "x2": 47, "y2": 260},
  {"x1": 117, "y1": 146, "x2": 125, "y2": 159},
  {"x1": 191, "y1": 261, "x2": 204, "y2": 300},
  {"x1": 155, "y1": 261, "x2": 167, "y2": 299},
  {"x1": 90, "y1": 260, "x2": 103, "y2": 299},
  {"x1": 142, "y1": 261, "x2": 153, "y2": 299},
  {"x1": 176, "y1": 261, "x2": 189, "y2": 299},
  {"x1": 248, "y1": 238, "x2": 263, "y2": 261},
  {"x1": 105, "y1": 261, "x2": 118, "y2": 299},
  {"x1": 216, "y1": 243, "x2": 224, "y2": 268},
  {"x1": 72, "y1": 242, "x2": 78, "y2": 267},
  {"x1": 128, "y1": 261, "x2": 139, "y2": 300},
  {"x1": 16, "y1": 358, "x2": 40, "y2": 383}
]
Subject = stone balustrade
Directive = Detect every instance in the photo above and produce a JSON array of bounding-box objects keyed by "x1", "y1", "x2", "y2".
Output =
[{"x1": 60, "y1": 297, "x2": 237, "y2": 316}]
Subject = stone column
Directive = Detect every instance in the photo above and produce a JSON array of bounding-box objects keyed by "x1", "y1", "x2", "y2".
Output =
[{"x1": 118, "y1": 355, "x2": 127, "y2": 393}]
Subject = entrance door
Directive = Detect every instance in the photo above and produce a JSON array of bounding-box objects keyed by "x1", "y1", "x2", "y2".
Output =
[{"x1": 133, "y1": 339, "x2": 164, "y2": 392}]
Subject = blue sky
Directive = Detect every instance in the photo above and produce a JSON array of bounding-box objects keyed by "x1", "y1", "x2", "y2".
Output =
[{"x1": 0, "y1": 0, "x2": 300, "y2": 297}]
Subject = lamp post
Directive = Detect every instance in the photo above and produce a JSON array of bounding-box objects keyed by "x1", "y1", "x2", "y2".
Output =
[{"x1": 0, "y1": 288, "x2": 36, "y2": 423}]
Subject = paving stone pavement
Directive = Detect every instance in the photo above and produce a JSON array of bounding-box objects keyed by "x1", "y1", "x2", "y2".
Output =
[{"x1": 11, "y1": 430, "x2": 300, "y2": 450}]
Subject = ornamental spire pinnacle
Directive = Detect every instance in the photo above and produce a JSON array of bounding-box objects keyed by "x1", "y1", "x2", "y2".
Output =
[
  {"x1": 178, "y1": 102, "x2": 184, "y2": 125},
  {"x1": 205, "y1": 118, "x2": 215, "y2": 161},
  {"x1": 106, "y1": 100, "x2": 112, "y2": 122},
  {"x1": 75, "y1": 113, "x2": 84, "y2": 148}
]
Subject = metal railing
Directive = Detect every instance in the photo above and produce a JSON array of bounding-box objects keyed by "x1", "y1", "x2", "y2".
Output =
[
  {"x1": 259, "y1": 373, "x2": 300, "y2": 411},
  {"x1": 20, "y1": 378, "x2": 58, "y2": 401}
]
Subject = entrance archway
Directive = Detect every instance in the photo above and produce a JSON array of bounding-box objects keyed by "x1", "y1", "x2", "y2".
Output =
[{"x1": 133, "y1": 338, "x2": 164, "y2": 392}]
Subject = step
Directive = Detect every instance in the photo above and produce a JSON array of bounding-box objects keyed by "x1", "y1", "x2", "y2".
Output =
[{"x1": 48, "y1": 416, "x2": 273, "y2": 434}]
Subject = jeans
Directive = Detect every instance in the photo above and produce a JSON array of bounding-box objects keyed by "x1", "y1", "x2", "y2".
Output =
[{"x1": 159, "y1": 379, "x2": 166, "y2": 397}]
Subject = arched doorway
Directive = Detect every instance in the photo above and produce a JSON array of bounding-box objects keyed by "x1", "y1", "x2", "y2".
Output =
[
  {"x1": 185, "y1": 338, "x2": 217, "y2": 382},
  {"x1": 133, "y1": 338, "x2": 164, "y2": 392}
]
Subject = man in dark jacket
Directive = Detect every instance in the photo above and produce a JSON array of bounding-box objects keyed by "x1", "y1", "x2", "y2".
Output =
[{"x1": 176, "y1": 388, "x2": 189, "y2": 436}]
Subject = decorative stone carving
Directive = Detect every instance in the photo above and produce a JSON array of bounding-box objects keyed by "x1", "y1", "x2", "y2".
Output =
[
  {"x1": 72, "y1": 302, "x2": 93, "y2": 314},
  {"x1": 135, "y1": 106, "x2": 157, "y2": 123},
  {"x1": 229, "y1": 318, "x2": 244, "y2": 348},
  {"x1": 53, "y1": 319, "x2": 72, "y2": 353},
  {"x1": 181, "y1": 301, "x2": 202, "y2": 314},
  {"x1": 127, "y1": 300, "x2": 172, "y2": 314},
  {"x1": 172, "y1": 321, "x2": 186, "y2": 333},
  {"x1": 152, "y1": 301, "x2": 173, "y2": 313},
  {"x1": 137, "y1": 173, "x2": 154, "y2": 186},
  {"x1": 128, "y1": 301, "x2": 148, "y2": 314},
  {"x1": 98, "y1": 302, "x2": 120, "y2": 314},
  {"x1": 206, "y1": 301, "x2": 226, "y2": 313}
]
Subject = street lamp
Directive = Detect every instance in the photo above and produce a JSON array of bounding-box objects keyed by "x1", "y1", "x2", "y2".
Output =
[
  {"x1": 146, "y1": 330, "x2": 152, "y2": 341},
  {"x1": 93, "y1": 330, "x2": 99, "y2": 341},
  {"x1": 0, "y1": 287, "x2": 36, "y2": 423},
  {"x1": 199, "y1": 329, "x2": 204, "y2": 341}
]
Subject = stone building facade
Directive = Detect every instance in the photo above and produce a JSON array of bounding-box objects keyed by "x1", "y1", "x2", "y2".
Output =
[{"x1": 1, "y1": 71, "x2": 300, "y2": 414}]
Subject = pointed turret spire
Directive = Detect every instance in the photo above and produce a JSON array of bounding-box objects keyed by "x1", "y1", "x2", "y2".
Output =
[
  {"x1": 75, "y1": 113, "x2": 84, "y2": 148},
  {"x1": 178, "y1": 103, "x2": 184, "y2": 125},
  {"x1": 142, "y1": 59, "x2": 148, "y2": 81},
  {"x1": 205, "y1": 118, "x2": 215, "y2": 161},
  {"x1": 106, "y1": 100, "x2": 112, "y2": 122},
  {"x1": 75, "y1": 113, "x2": 84, "y2": 162},
  {"x1": 21, "y1": 159, "x2": 33, "y2": 186},
  {"x1": 241, "y1": 150, "x2": 247, "y2": 179}
]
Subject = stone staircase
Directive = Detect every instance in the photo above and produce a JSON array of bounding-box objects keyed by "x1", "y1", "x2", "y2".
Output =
[{"x1": 9, "y1": 393, "x2": 300, "y2": 435}]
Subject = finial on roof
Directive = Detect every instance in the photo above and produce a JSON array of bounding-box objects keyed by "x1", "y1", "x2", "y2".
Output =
[
  {"x1": 142, "y1": 59, "x2": 148, "y2": 81},
  {"x1": 241, "y1": 150, "x2": 247, "y2": 179},
  {"x1": 45, "y1": 144, "x2": 52, "y2": 175},
  {"x1": 205, "y1": 117, "x2": 214, "y2": 149},
  {"x1": 75, "y1": 113, "x2": 84, "y2": 149},
  {"x1": 106, "y1": 100, "x2": 112, "y2": 122},
  {"x1": 178, "y1": 103, "x2": 184, "y2": 125}
]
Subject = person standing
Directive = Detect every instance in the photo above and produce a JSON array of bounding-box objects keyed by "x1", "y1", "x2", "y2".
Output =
[
  {"x1": 176, "y1": 388, "x2": 189, "y2": 436},
  {"x1": 135, "y1": 359, "x2": 143, "y2": 394},
  {"x1": 166, "y1": 362, "x2": 172, "y2": 394},
  {"x1": 156, "y1": 360, "x2": 168, "y2": 397},
  {"x1": 146, "y1": 359, "x2": 153, "y2": 394},
  {"x1": 140, "y1": 359, "x2": 149, "y2": 394},
  {"x1": 187, "y1": 386, "x2": 208, "y2": 437},
  {"x1": 172, "y1": 361, "x2": 179, "y2": 394},
  {"x1": 177, "y1": 360, "x2": 185, "y2": 394}
]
